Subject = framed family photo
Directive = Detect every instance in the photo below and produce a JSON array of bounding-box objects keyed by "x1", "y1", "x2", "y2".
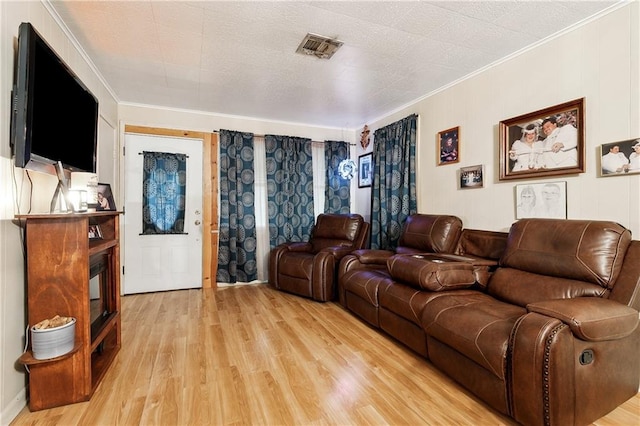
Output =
[
  {"x1": 358, "y1": 153, "x2": 373, "y2": 188},
  {"x1": 438, "y1": 126, "x2": 459, "y2": 165},
  {"x1": 96, "y1": 183, "x2": 117, "y2": 211},
  {"x1": 499, "y1": 98, "x2": 585, "y2": 181},
  {"x1": 88, "y1": 224, "x2": 103, "y2": 240},
  {"x1": 459, "y1": 165, "x2": 484, "y2": 189},
  {"x1": 599, "y1": 137, "x2": 640, "y2": 176},
  {"x1": 515, "y1": 181, "x2": 567, "y2": 219}
]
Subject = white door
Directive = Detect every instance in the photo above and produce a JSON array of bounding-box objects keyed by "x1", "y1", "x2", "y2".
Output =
[{"x1": 123, "y1": 133, "x2": 203, "y2": 294}]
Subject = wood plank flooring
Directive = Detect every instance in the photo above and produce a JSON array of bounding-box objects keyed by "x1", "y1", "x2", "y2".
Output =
[{"x1": 11, "y1": 284, "x2": 640, "y2": 425}]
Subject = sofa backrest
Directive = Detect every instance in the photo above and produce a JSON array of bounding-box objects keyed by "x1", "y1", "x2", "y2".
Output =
[
  {"x1": 455, "y1": 228, "x2": 508, "y2": 260},
  {"x1": 396, "y1": 214, "x2": 463, "y2": 254},
  {"x1": 609, "y1": 240, "x2": 640, "y2": 310},
  {"x1": 489, "y1": 219, "x2": 631, "y2": 306},
  {"x1": 311, "y1": 214, "x2": 366, "y2": 252}
]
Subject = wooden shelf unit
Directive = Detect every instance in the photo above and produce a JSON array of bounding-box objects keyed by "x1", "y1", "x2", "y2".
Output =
[{"x1": 17, "y1": 211, "x2": 121, "y2": 411}]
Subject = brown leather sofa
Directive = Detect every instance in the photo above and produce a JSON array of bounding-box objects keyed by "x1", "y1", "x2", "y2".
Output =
[
  {"x1": 338, "y1": 217, "x2": 640, "y2": 425},
  {"x1": 269, "y1": 213, "x2": 369, "y2": 302},
  {"x1": 338, "y1": 214, "x2": 500, "y2": 355}
]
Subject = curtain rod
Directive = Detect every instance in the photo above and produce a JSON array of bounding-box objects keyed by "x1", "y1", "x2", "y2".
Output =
[{"x1": 212, "y1": 130, "x2": 356, "y2": 146}]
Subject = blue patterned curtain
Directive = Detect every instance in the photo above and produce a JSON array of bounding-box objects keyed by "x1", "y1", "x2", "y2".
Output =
[
  {"x1": 324, "y1": 140, "x2": 351, "y2": 214},
  {"x1": 142, "y1": 151, "x2": 187, "y2": 234},
  {"x1": 371, "y1": 114, "x2": 418, "y2": 249},
  {"x1": 217, "y1": 130, "x2": 258, "y2": 283},
  {"x1": 265, "y1": 135, "x2": 314, "y2": 248}
]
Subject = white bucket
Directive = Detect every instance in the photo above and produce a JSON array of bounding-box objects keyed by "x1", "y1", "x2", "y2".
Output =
[{"x1": 31, "y1": 318, "x2": 76, "y2": 360}]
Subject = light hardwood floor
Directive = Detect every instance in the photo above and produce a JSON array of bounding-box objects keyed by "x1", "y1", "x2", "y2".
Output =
[{"x1": 12, "y1": 284, "x2": 640, "y2": 425}]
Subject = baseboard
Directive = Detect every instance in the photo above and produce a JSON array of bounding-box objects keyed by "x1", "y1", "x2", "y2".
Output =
[{"x1": 0, "y1": 388, "x2": 26, "y2": 426}]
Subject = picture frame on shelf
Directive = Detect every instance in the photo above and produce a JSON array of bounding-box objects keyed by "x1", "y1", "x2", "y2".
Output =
[
  {"x1": 96, "y1": 183, "x2": 116, "y2": 211},
  {"x1": 459, "y1": 165, "x2": 484, "y2": 189},
  {"x1": 515, "y1": 181, "x2": 567, "y2": 219},
  {"x1": 358, "y1": 153, "x2": 373, "y2": 188},
  {"x1": 438, "y1": 126, "x2": 459, "y2": 165},
  {"x1": 499, "y1": 98, "x2": 585, "y2": 181},
  {"x1": 88, "y1": 224, "x2": 103, "y2": 240},
  {"x1": 599, "y1": 137, "x2": 640, "y2": 176}
]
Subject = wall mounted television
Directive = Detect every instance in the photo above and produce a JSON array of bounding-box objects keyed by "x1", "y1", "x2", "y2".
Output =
[{"x1": 10, "y1": 22, "x2": 98, "y2": 174}]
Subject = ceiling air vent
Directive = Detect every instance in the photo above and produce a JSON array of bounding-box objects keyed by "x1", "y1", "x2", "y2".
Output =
[{"x1": 296, "y1": 33, "x2": 343, "y2": 59}]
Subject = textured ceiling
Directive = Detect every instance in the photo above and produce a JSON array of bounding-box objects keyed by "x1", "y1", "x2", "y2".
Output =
[{"x1": 48, "y1": 1, "x2": 620, "y2": 129}]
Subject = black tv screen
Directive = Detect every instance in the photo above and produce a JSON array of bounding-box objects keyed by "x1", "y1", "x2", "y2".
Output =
[{"x1": 11, "y1": 22, "x2": 98, "y2": 173}]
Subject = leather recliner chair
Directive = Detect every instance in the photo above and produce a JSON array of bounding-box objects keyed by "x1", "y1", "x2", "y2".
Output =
[
  {"x1": 269, "y1": 213, "x2": 369, "y2": 302},
  {"x1": 421, "y1": 219, "x2": 640, "y2": 425}
]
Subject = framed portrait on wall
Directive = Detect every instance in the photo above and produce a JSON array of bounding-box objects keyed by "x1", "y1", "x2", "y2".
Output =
[
  {"x1": 438, "y1": 126, "x2": 459, "y2": 165},
  {"x1": 599, "y1": 137, "x2": 640, "y2": 176},
  {"x1": 459, "y1": 165, "x2": 484, "y2": 189},
  {"x1": 515, "y1": 181, "x2": 567, "y2": 219},
  {"x1": 358, "y1": 153, "x2": 373, "y2": 188},
  {"x1": 499, "y1": 98, "x2": 585, "y2": 181}
]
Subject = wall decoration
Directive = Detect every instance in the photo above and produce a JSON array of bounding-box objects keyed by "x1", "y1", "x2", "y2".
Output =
[
  {"x1": 96, "y1": 183, "x2": 116, "y2": 211},
  {"x1": 88, "y1": 224, "x2": 103, "y2": 240},
  {"x1": 499, "y1": 98, "x2": 585, "y2": 180},
  {"x1": 360, "y1": 125, "x2": 371, "y2": 149},
  {"x1": 599, "y1": 137, "x2": 640, "y2": 176},
  {"x1": 337, "y1": 158, "x2": 357, "y2": 180},
  {"x1": 438, "y1": 126, "x2": 459, "y2": 165},
  {"x1": 358, "y1": 153, "x2": 373, "y2": 188},
  {"x1": 515, "y1": 181, "x2": 567, "y2": 219},
  {"x1": 459, "y1": 165, "x2": 484, "y2": 189}
]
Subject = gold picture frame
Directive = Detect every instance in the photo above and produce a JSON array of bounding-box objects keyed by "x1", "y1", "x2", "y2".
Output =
[
  {"x1": 438, "y1": 126, "x2": 459, "y2": 165},
  {"x1": 499, "y1": 98, "x2": 585, "y2": 181}
]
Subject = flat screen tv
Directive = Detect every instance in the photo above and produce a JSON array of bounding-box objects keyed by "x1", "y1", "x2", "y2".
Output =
[{"x1": 10, "y1": 22, "x2": 98, "y2": 174}]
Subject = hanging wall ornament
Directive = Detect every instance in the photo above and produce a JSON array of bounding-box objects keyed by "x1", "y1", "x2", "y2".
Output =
[
  {"x1": 360, "y1": 125, "x2": 371, "y2": 149},
  {"x1": 338, "y1": 159, "x2": 357, "y2": 180}
]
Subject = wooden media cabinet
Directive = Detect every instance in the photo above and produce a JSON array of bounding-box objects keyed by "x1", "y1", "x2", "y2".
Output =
[{"x1": 17, "y1": 211, "x2": 121, "y2": 411}]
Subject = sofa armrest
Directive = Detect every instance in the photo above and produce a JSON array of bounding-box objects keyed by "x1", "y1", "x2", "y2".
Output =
[
  {"x1": 349, "y1": 249, "x2": 395, "y2": 265},
  {"x1": 285, "y1": 242, "x2": 313, "y2": 252},
  {"x1": 527, "y1": 298, "x2": 639, "y2": 341},
  {"x1": 387, "y1": 254, "x2": 475, "y2": 291},
  {"x1": 319, "y1": 245, "x2": 358, "y2": 259}
]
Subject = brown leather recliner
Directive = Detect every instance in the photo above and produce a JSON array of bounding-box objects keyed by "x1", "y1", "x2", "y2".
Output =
[
  {"x1": 337, "y1": 214, "x2": 463, "y2": 334},
  {"x1": 421, "y1": 219, "x2": 640, "y2": 425},
  {"x1": 269, "y1": 213, "x2": 369, "y2": 302}
]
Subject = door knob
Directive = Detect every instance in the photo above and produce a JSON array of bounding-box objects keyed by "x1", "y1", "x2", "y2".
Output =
[{"x1": 194, "y1": 220, "x2": 201, "y2": 225}]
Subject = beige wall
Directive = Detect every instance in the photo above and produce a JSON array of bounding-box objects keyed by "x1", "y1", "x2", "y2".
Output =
[
  {"x1": 1, "y1": 1, "x2": 639, "y2": 424},
  {"x1": 0, "y1": 2, "x2": 118, "y2": 423},
  {"x1": 365, "y1": 3, "x2": 640, "y2": 235}
]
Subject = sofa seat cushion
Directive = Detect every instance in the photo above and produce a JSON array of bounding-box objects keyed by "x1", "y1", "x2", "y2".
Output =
[
  {"x1": 422, "y1": 292, "x2": 526, "y2": 380},
  {"x1": 380, "y1": 283, "x2": 477, "y2": 326},
  {"x1": 342, "y1": 269, "x2": 392, "y2": 307},
  {"x1": 387, "y1": 254, "x2": 476, "y2": 291}
]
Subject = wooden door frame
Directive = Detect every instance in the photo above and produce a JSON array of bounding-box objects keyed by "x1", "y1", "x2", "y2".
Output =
[{"x1": 123, "y1": 125, "x2": 219, "y2": 289}]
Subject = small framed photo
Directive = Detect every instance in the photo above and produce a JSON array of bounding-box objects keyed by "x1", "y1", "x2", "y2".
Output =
[
  {"x1": 459, "y1": 165, "x2": 484, "y2": 189},
  {"x1": 96, "y1": 183, "x2": 116, "y2": 211},
  {"x1": 438, "y1": 127, "x2": 459, "y2": 165},
  {"x1": 599, "y1": 137, "x2": 640, "y2": 176},
  {"x1": 358, "y1": 153, "x2": 373, "y2": 188},
  {"x1": 499, "y1": 98, "x2": 585, "y2": 181},
  {"x1": 88, "y1": 224, "x2": 103, "y2": 240},
  {"x1": 515, "y1": 181, "x2": 567, "y2": 219}
]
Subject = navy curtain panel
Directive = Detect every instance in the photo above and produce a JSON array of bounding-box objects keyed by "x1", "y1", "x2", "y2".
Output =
[
  {"x1": 324, "y1": 140, "x2": 351, "y2": 214},
  {"x1": 370, "y1": 114, "x2": 418, "y2": 249},
  {"x1": 217, "y1": 129, "x2": 258, "y2": 283},
  {"x1": 265, "y1": 134, "x2": 314, "y2": 248},
  {"x1": 142, "y1": 151, "x2": 187, "y2": 234}
]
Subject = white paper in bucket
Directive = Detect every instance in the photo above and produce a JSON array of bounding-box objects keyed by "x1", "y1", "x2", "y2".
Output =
[{"x1": 31, "y1": 318, "x2": 76, "y2": 360}]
